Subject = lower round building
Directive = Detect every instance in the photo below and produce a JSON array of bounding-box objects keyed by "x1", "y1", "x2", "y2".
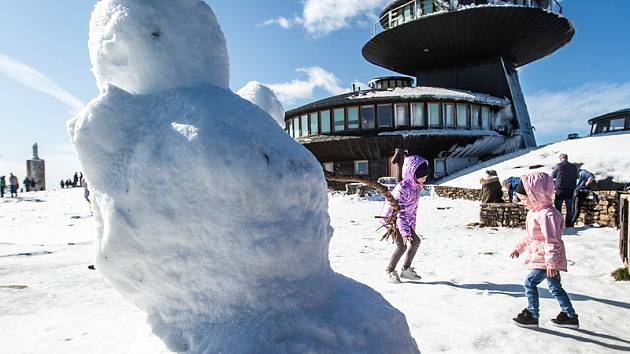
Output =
[{"x1": 285, "y1": 77, "x2": 524, "y2": 182}]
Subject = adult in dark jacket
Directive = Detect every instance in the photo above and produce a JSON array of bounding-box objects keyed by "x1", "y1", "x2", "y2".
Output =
[
  {"x1": 9, "y1": 173, "x2": 19, "y2": 198},
  {"x1": 480, "y1": 170, "x2": 504, "y2": 203},
  {"x1": 0, "y1": 176, "x2": 6, "y2": 198},
  {"x1": 23, "y1": 177, "x2": 31, "y2": 192},
  {"x1": 551, "y1": 153, "x2": 578, "y2": 227}
]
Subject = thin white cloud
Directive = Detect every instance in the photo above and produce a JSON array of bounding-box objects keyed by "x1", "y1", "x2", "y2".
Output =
[
  {"x1": 260, "y1": 0, "x2": 388, "y2": 36},
  {"x1": 526, "y1": 82, "x2": 630, "y2": 142},
  {"x1": 0, "y1": 53, "x2": 84, "y2": 112},
  {"x1": 267, "y1": 66, "x2": 349, "y2": 105},
  {"x1": 257, "y1": 16, "x2": 294, "y2": 29}
]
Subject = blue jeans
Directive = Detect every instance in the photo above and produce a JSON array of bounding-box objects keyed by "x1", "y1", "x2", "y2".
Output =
[
  {"x1": 524, "y1": 269, "x2": 575, "y2": 319},
  {"x1": 554, "y1": 197, "x2": 574, "y2": 226}
]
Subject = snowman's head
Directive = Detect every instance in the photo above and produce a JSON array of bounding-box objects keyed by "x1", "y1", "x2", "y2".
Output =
[{"x1": 89, "y1": 0, "x2": 229, "y2": 94}]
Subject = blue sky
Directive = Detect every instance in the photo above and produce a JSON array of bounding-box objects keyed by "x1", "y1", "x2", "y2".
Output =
[{"x1": 1, "y1": 0, "x2": 629, "y2": 188}]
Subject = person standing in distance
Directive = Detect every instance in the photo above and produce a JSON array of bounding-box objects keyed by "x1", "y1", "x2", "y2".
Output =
[{"x1": 551, "y1": 153, "x2": 578, "y2": 227}]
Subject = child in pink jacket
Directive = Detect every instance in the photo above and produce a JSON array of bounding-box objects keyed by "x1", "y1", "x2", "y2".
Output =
[{"x1": 510, "y1": 172, "x2": 579, "y2": 329}]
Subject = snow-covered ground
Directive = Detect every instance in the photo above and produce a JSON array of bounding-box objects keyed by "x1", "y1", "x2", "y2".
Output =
[
  {"x1": 2, "y1": 188, "x2": 629, "y2": 353},
  {"x1": 440, "y1": 133, "x2": 630, "y2": 189}
]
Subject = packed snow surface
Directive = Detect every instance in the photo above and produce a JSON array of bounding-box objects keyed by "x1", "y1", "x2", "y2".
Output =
[
  {"x1": 67, "y1": 0, "x2": 419, "y2": 353},
  {"x1": 2, "y1": 189, "x2": 629, "y2": 353},
  {"x1": 237, "y1": 81, "x2": 285, "y2": 128},
  {"x1": 88, "y1": 0, "x2": 229, "y2": 94},
  {"x1": 441, "y1": 133, "x2": 630, "y2": 188}
]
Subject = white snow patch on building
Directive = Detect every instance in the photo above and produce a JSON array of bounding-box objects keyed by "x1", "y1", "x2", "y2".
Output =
[
  {"x1": 440, "y1": 133, "x2": 630, "y2": 188},
  {"x1": 237, "y1": 81, "x2": 285, "y2": 128},
  {"x1": 349, "y1": 86, "x2": 509, "y2": 106}
]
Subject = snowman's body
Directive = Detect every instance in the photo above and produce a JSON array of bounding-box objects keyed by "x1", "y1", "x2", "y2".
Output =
[{"x1": 69, "y1": 0, "x2": 419, "y2": 353}]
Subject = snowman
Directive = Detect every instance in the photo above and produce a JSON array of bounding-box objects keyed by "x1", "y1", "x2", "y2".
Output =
[{"x1": 69, "y1": 0, "x2": 420, "y2": 353}]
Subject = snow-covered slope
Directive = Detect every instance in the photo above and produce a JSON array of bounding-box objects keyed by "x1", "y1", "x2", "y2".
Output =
[
  {"x1": 2, "y1": 189, "x2": 629, "y2": 354},
  {"x1": 67, "y1": 0, "x2": 419, "y2": 353},
  {"x1": 237, "y1": 81, "x2": 285, "y2": 128},
  {"x1": 441, "y1": 133, "x2": 630, "y2": 188}
]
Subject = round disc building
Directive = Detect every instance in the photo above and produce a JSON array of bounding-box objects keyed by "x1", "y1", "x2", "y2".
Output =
[{"x1": 285, "y1": 0, "x2": 575, "y2": 181}]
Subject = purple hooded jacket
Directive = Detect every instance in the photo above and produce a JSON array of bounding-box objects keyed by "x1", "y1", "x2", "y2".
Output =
[{"x1": 382, "y1": 155, "x2": 428, "y2": 237}]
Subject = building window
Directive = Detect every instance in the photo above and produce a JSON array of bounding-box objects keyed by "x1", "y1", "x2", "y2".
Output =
[
  {"x1": 360, "y1": 105, "x2": 375, "y2": 130},
  {"x1": 470, "y1": 105, "x2": 480, "y2": 129},
  {"x1": 411, "y1": 102, "x2": 425, "y2": 127},
  {"x1": 301, "y1": 115, "x2": 308, "y2": 136},
  {"x1": 355, "y1": 160, "x2": 369, "y2": 175},
  {"x1": 284, "y1": 119, "x2": 293, "y2": 137},
  {"x1": 444, "y1": 103, "x2": 455, "y2": 127},
  {"x1": 594, "y1": 121, "x2": 609, "y2": 134},
  {"x1": 347, "y1": 106, "x2": 359, "y2": 130},
  {"x1": 456, "y1": 103, "x2": 468, "y2": 128},
  {"x1": 320, "y1": 110, "x2": 331, "y2": 133},
  {"x1": 394, "y1": 103, "x2": 409, "y2": 127},
  {"x1": 309, "y1": 112, "x2": 318, "y2": 135},
  {"x1": 610, "y1": 118, "x2": 626, "y2": 131},
  {"x1": 422, "y1": 0, "x2": 433, "y2": 15},
  {"x1": 378, "y1": 104, "x2": 393, "y2": 128},
  {"x1": 293, "y1": 117, "x2": 300, "y2": 137},
  {"x1": 428, "y1": 102, "x2": 441, "y2": 128},
  {"x1": 481, "y1": 106, "x2": 491, "y2": 130},
  {"x1": 323, "y1": 162, "x2": 334, "y2": 173},
  {"x1": 333, "y1": 108, "x2": 345, "y2": 132}
]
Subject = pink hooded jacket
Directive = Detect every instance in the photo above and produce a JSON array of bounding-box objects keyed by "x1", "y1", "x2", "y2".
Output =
[{"x1": 512, "y1": 172, "x2": 568, "y2": 272}]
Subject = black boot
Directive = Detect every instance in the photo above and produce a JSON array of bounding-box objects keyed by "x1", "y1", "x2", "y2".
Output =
[
  {"x1": 512, "y1": 308, "x2": 539, "y2": 328},
  {"x1": 551, "y1": 312, "x2": 579, "y2": 329}
]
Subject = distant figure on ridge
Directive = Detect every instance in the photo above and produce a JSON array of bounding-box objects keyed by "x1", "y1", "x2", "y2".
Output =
[
  {"x1": 480, "y1": 169, "x2": 504, "y2": 203},
  {"x1": 65, "y1": 179, "x2": 72, "y2": 189},
  {"x1": 60, "y1": 179, "x2": 65, "y2": 189},
  {"x1": 0, "y1": 176, "x2": 6, "y2": 198},
  {"x1": 73, "y1": 172, "x2": 79, "y2": 188},
  {"x1": 9, "y1": 173, "x2": 19, "y2": 198},
  {"x1": 551, "y1": 153, "x2": 578, "y2": 227},
  {"x1": 23, "y1": 177, "x2": 31, "y2": 192}
]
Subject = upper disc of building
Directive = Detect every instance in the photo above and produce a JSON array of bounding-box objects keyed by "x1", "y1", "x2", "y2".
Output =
[{"x1": 362, "y1": 0, "x2": 575, "y2": 75}]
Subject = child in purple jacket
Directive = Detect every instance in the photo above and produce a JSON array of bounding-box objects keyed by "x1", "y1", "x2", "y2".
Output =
[{"x1": 382, "y1": 155, "x2": 429, "y2": 283}]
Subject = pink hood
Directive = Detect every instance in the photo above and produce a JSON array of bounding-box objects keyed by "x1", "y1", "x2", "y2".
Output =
[
  {"x1": 521, "y1": 172, "x2": 555, "y2": 212},
  {"x1": 513, "y1": 172, "x2": 568, "y2": 272}
]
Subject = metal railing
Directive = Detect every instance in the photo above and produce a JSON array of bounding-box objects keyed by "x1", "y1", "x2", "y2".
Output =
[{"x1": 373, "y1": 0, "x2": 563, "y2": 37}]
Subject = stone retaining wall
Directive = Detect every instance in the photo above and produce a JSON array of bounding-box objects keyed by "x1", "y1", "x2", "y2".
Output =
[
  {"x1": 434, "y1": 185, "x2": 625, "y2": 228},
  {"x1": 480, "y1": 203, "x2": 528, "y2": 228},
  {"x1": 432, "y1": 186, "x2": 481, "y2": 201}
]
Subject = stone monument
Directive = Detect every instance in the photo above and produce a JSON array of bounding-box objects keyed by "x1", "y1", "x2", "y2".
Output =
[{"x1": 26, "y1": 143, "x2": 45, "y2": 191}]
